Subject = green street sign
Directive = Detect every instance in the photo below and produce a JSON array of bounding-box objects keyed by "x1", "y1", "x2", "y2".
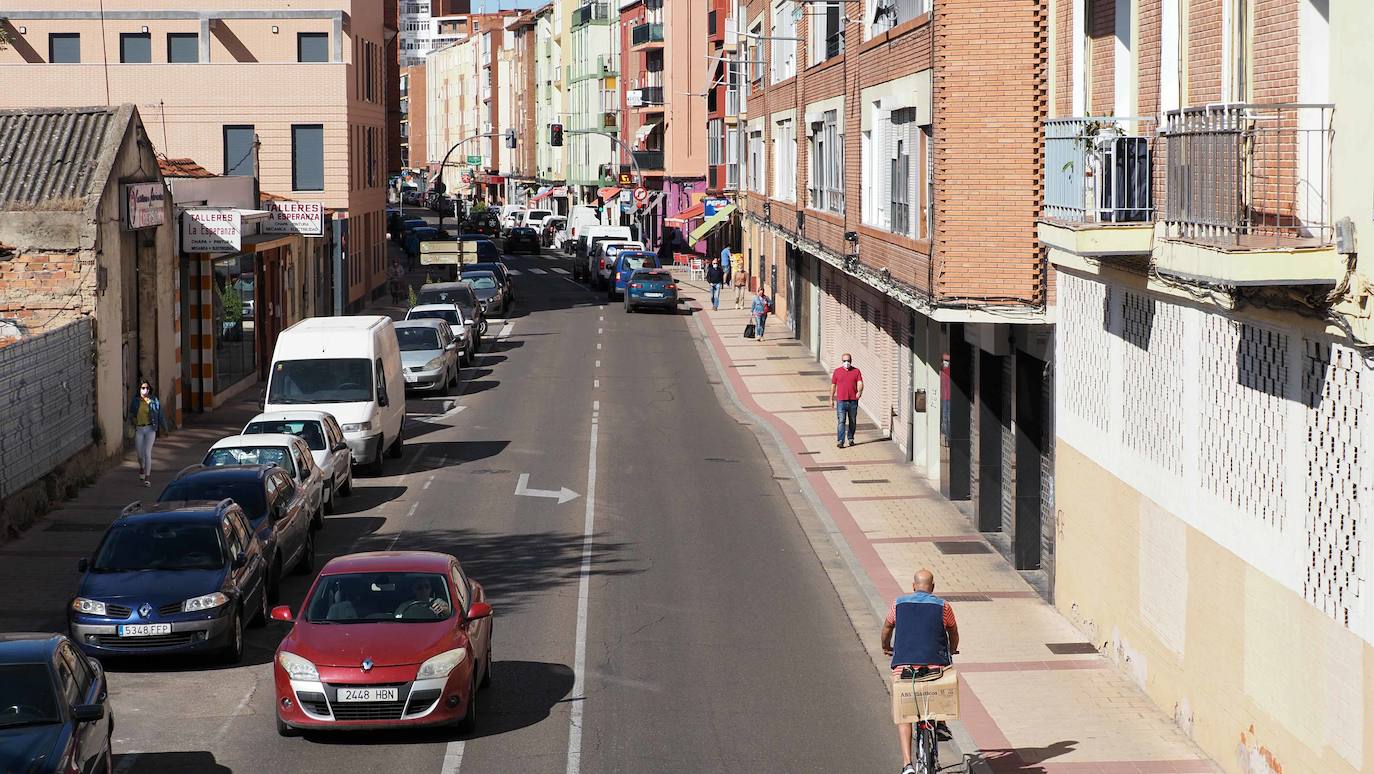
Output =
[{"x1": 466, "y1": 155, "x2": 482, "y2": 165}]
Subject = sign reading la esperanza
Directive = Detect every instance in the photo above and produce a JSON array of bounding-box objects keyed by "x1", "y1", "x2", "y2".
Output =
[{"x1": 264, "y1": 201, "x2": 323, "y2": 236}]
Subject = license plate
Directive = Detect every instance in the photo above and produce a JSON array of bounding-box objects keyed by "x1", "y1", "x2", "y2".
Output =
[
  {"x1": 337, "y1": 687, "x2": 398, "y2": 703},
  {"x1": 404, "y1": 374, "x2": 417, "y2": 383},
  {"x1": 118, "y1": 624, "x2": 171, "y2": 637},
  {"x1": 645, "y1": 292, "x2": 663, "y2": 298}
]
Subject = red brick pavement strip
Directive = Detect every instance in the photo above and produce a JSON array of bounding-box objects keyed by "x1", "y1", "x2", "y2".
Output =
[
  {"x1": 870, "y1": 535, "x2": 983, "y2": 543},
  {"x1": 957, "y1": 659, "x2": 1104, "y2": 673},
  {"x1": 692, "y1": 301, "x2": 1214, "y2": 774}
]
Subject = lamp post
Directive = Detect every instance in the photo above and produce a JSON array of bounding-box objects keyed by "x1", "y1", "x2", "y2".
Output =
[{"x1": 431, "y1": 131, "x2": 498, "y2": 230}]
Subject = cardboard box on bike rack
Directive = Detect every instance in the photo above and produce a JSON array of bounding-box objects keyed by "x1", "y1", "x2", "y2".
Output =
[{"x1": 891, "y1": 669, "x2": 960, "y2": 723}]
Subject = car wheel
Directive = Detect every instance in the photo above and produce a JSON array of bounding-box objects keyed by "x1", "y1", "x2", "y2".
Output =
[
  {"x1": 479, "y1": 319, "x2": 489, "y2": 336},
  {"x1": 295, "y1": 529, "x2": 316, "y2": 575},
  {"x1": 276, "y1": 714, "x2": 298, "y2": 738},
  {"x1": 389, "y1": 432, "x2": 404, "y2": 459},
  {"x1": 340, "y1": 471, "x2": 353, "y2": 496},
  {"x1": 457, "y1": 671, "x2": 478, "y2": 734},
  {"x1": 366, "y1": 443, "x2": 385, "y2": 476},
  {"x1": 222, "y1": 608, "x2": 244, "y2": 663},
  {"x1": 250, "y1": 578, "x2": 270, "y2": 628}
]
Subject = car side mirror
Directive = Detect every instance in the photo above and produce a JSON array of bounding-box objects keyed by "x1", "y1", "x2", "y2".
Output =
[
  {"x1": 271, "y1": 605, "x2": 294, "y2": 622},
  {"x1": 72, "y1": 704, "x2": 105, "y2": 723},
  {"x1": 445, "y1": 342, "x2": 458, "y2": 351},
  {"x1": 77, "y1": 558, "x2": 89, "y2": 573},
  {"x1": 232, "y1": 552, "x2": 248, "y2": 569},
  {"x1": 377, "y1": 390, "x2": 389, "y2": 408},
  {"x1": 466, "y1": 601, "x2": 493, "y2": 620},
  {"x1": 333, "y1": 442, "x2": 348, "y2": 453}
]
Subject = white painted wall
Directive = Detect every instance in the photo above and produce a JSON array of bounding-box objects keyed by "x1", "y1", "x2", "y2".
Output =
[
  {"x1": 1113, "y1": 0, "x2": 1133, "y2": 117},
  {"x1": 1071, "y1": 0, "x2": 1086, "y2": 115},
  {"x1": 1159, "y1": 0, "x2": 1180, "y2": 114}
]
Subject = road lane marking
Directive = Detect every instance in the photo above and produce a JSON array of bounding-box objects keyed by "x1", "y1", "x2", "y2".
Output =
[
  {"x1": 441, "y1": 742, "x2": 465, "y2": 774},
  {"x1": 423, "y1": 476, "x2": 434, "y2": 490},
  {"x1": 529, "y1": 267, "x2": 547, "y2": 274},
  {"x1": 507, "y1": 269, "x2": 522, "y2": 275},
  {"x1": 599, "y1": 316, "x2": 604, "y2": 321},
  {"x1": 596, "y1": 342, "x2": 602, "y2": 350},
  {"x1": 593, "y1": 400, "x2": 600, "y2": 411},
  {"x1": 553, "y1": 267, "x2": 569, "y2": 274},
  {"x1": 595, "y1": 360, "x2": 601, "y2": 368},
  {"x1": 597, "y1": 328, "x2": 603, "y2": 335},
  {"x1": 514, "y1": 473, "x2": 580, "y2": 503},
  {"x1": 594, "y1": 379, "x2": 599, "y2": 388},
  {"x1": 565, "y1": 401, "x2": 600, "y2": 774},
  {"x1": 499, "y1": 322, "x2": 514, "y2": 338}
]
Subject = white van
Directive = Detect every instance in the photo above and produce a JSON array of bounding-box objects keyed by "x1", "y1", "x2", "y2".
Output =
[
  {"x1": 564, "y1": 205, "x2": 601, "y2": 253},
  {"x1": 576, "y1": 225, "x2": 635, "y2": 285},
  {"x1": 265, "y1": 316, "x2": 406, "y2": 476},
  {"x1": 523, "y1": 208, "x2": 555, "y2": 230}
]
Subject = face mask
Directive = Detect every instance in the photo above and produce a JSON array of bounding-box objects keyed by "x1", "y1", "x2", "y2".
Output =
[
  {"x1": 842, "y1": 361, "x2": 852, "y2": 369},
  {"x1": 140, "y1": 387, "x2": 150, "y2": 396}
]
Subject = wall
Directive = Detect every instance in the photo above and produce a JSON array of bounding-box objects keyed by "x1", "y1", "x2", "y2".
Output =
[{"x1": 0, "y1": 320, "x2": 96, "y2": 501}]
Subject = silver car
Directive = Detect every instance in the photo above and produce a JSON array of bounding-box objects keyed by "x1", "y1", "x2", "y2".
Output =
[
  {"x1": 405, "y1": 303, "x2": 476, "y2": 365},
  {"x1": 394, "y1": 318, "x2": 461, "y2": 394},
  {"x1": 241, "y1": 410, "x2": 354, "y2": 514}
]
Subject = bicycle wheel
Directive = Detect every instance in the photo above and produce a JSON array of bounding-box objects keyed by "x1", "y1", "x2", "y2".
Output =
[{"x1": 914, "y1": 722, "x2": 939, "y2": 774}]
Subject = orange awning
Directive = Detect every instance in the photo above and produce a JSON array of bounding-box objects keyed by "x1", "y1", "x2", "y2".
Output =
[
  {"x1": 673, "y1": 201, "x2": 706, "y2": 220},
  {"x1": 597, "y1": 186, "x2": 621, "y2": 201}
]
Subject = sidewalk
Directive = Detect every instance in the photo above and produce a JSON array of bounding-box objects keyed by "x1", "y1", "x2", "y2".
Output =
[{"x1": 678, "y1": 273, "x2": 1219, "y2": 774}]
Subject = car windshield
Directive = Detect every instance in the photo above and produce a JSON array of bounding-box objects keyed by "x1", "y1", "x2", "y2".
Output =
[
  {"x1": 620, "y1": 254, "x2": 653, "y2": 270},
  {"x1": 409, "y1": 308, "x2": 461, "y2": 325},
  {"x1": 0, "y1": 665, "x2": 60, "y2": 727},
  {"x1": 158, "y1": 479, "x2": 268, "y2": 522},
  {"x1": 93, "y1": 521, "x2": 225, "y2": 571},
  {"x1": 269, "y1": 358, "x2": 373, "y2": 404},
  {"x1": 396, "y1": 327, "x2": 441, "y2": 352},
  {"x1": 462, "y1": 275, "x2": 497, "y2": 290},
  {"x1": 305, "y1": 572, "x2": 454, "y2": 623},
  {"x1": 205, "y1": 446, "x2": 297, "y2": 477},
  {"x1": 244, "y1": 419, "x2": 326, "y2": 451},
  {"x1": 418, "y1": 287, "x2": 475, "y2": 306}
]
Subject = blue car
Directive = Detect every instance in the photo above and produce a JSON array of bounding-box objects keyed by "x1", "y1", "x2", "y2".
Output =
[
  {"x1": 68, "y1": 499, "x2": 271, "y2": 663},
  {"x1": 404, "y1": 226, "x2": 442, "y2": 259},
  {"x1": 0, "y1": 633, "x2": 113, "y2": 774},
  {"x1": 623, "y1": 268, "x2": 679, "y2": 313},
  {"x1": 609, "y1": 250, "x2": 662, "y2": 300}
]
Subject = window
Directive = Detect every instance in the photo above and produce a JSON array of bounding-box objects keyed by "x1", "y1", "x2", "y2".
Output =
[
  {"x1": 891, "y1": 135, "x2": 910, "y2": 235},
  {"x1": 298, "y1": 32, "x2": 329, "y2": 62},
  {"x1": 923, "y1": 125, "x2": 934, "y2": 240},
  {"x1": 120, "y1": 33, "x2": 151, "y2": 63},
  {"x1": 49, "y1": 33, "x2": 80, "y2": 63},
  {"x1": 772, "y1": 117, "x2": 796, "y2": 202},
  {"x1": 167, "y1": 33, "x2": 199, "y2": 63},
  {"x1": 864, "y1": 105, "x2": 920, "y2": 236},
  {"x1": 748, "y1": 127, "x2": 765, "y2": 193},
  {"x1": 770, "y1": 1, "x2": 797, "y2": 83},
  {"x1": 223, "y1": 125, "x2": 256, "y2": 177},
  {"x1": 366, "y1": 127, "x2": 377, "y2": 188},
  {"x1": 808, "y1": 110, "x2": 842, "y2": 212},
  {"x1": 808, "y1": 1, "x2": 843, "y2": 65},
  {"x1": 869, "y1": 0, "x2": 928, "y2": 38},
  {"x1": 748, "y1": 22, "x2": 764, "y2": 82},
  {"x1": 707, "y1": 119, "x2": 724, "y2": 166},
  {"x1": 292, "y1": 124, "x2": 325, "y2": 191},
  {"x1": 726, "y1": 126, "x2": 740, "y2": 189}
]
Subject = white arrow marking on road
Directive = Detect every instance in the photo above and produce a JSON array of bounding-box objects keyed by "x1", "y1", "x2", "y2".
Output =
[{"x1": 515, "y1": 473, "x2": 580, "y2": 504}]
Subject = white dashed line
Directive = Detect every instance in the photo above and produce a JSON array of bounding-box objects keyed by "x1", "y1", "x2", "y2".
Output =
[
  {"x1": 441, "y1": 742, "x2": 465, "y2": 773},
  {"x1": 529, "y1": 267, "x2": 547, "y2": 274},
  {"x1": 596, "y1": 342, "x2": 601, "y2": 350},
  {"x1": 507, "y1": 268, "x2": 522, "y2": 275},
  {"x1": 499, "y1": 322, "x2": 514, "y2": 338},
  {"x1": 597, "y1": 328, "x2": 603, "y2": 335},
  {"x1": 594, "y1": 379, "x2": 600, "y2": 388},
  {"x1": 553, "y1": 267, "x2": 569, "y2": 274},
  {"x1": 423, "y1": 476, "x2": 434, "y2": 490},
  {"x1": 593, "y1": 400, "x2": 600, "y2": 411},
  {"x1": 595, "y1": 360, "x2": 601, "y2": 368}
]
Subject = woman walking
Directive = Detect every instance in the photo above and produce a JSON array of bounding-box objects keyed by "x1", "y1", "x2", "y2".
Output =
[
  {"x1": 128, "y1": 380, "x2": 169, "y2": 487},
  {"x1": 751, "y1": 288, "x2": 770, "y2": 342}
]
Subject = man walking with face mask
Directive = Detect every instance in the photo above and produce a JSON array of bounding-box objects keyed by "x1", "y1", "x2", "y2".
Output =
[{"x1": 830, "y1": 353, "x2": 864, "y2": 448}]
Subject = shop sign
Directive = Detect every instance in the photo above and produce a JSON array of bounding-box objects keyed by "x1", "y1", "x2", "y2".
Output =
[
  {"x1": 264, "y1": 201, "x2": 323, "y2": 236},
  {"x1": 184, "y1": 209, "x2": 242, "y2": 253},
  {"x1": 617, "y1": 172, "x2": 634, "y2": 186},
  {"x1": 123, "y1": 182, "x2": 166, "y2": 230},
  {"x1": 704, "y1": 197, "x2": 730, "y2": 216}
]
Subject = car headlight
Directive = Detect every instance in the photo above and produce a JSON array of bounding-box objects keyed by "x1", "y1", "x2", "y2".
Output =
[
  {"x1": 71, "y1": 597, "x2": 107, "y2": 616},
  {"x1": 425, "y1": 356, "x2": 445, "y2": 371},
  {"x1": 341, "y1": 422, "x2": 372, "y2": 433},
  {"x1": 416, "y1": 648, "x2": 467, "y2": 680},
  {"x1": 277, "y1": 651, "x2": 320, "y2": 681},
  {"x1": 182, "y1": 592, "x2": 229, "y2": 612}
]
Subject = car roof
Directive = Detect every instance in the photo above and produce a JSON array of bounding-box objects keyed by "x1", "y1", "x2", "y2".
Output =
[
  {"x1": 247, "y1": 410, "x2": 333, "y2": 424},
  {"x1": 619, "y1": 250, "x2": 656, "y2": 258},
  {"x1": 460, "y1": 269, "x2": 496, "y2": 276},
  {"x1": 172, "y1": 464, "x2": 276, "y2": 483},
  {"x1": 320, "y1": 550, "x2": 456, "y2": 576},
  {"x1": 0, "y1": 633, "x2": 61, "y2": 662},
  {"x1": 118, "y1": 500, "x2": 237, "y2": 523},
  {"x1": 209, "y1": 433, "x2": 305, "y2": 450},
  {"x1": 394, "y1": 318, "x2": 448, "y2": 330},
  {"x1": 409, "y1": 303, "x2": 460, "y2": 312}
]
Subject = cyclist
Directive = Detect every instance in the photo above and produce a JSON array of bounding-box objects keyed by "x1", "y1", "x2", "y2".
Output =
[{"x1": 881, "y1": 568, "x2": 959, "y2": 774}]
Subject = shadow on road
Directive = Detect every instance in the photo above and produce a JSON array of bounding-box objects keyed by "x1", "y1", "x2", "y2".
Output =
[
  {"x1": 115, "y1": 751, "x2": 233, "y2": 773},
  {"x1": 329, "y1": 485, "x2": 407, "y2": 513}
]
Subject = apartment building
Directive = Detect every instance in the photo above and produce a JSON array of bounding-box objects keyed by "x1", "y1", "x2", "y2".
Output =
[
  {"x1": 566, "y1": 2, "x2": 619, "y2": 205},
  {"x1": 1041, "y1": 1, "x2": 1374, "y2": 771},
  {"x1": 0, "y1": 1, "x2": 391, "y2": 310},
  {"x1": 738, "y1": 0, "x2": 1053, "y2": 576},
  {"x1": 535, "y1": 4, "x2": 568, "y2": 206},
  {"x1": 401, "y1": 64, "x2": 428, "y2": 171},
  {"x1": 399, "y1": 0, "x2": 471, "y2": 66},
  {"x1": 696, "y1": 0, "x2": 743, "y2": 257},
  {"x1": 503, "y1": 13, "x2": 540, "y2": 203}
]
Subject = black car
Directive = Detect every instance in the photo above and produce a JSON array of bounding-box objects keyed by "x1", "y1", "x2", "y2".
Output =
[
  {"x1": 506, "y1": 226, "x2": 541, "y2": 254},
  {"x1": 69, "y1": 500, "x2": 272, "y2": 663},
  {"x1": 466, "y1": 261, "x2": 514, "y2": 303},
  {"x1": 0, "y1": 633, "x2": 112, "y2": 774},
  {"x1": 460, "y1": 270, "x2": 508, "y2": 317},
  {"x1": 463, "y1": 212, "x2": 501, "y2": 237},
  {"x1": 158, "y1": 465, "x2": 315, "y2": 604}
]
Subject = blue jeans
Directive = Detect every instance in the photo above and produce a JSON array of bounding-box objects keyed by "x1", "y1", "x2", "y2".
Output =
[
  {"x1": 753, "y1": 314, "x2": 766, "y2": 337},
  {"x1": 836, "y1": 399, "x2": 858, "y2": 443},
  {"x1": 710, "y1": 283, "x2": 722, "y2": 309}
]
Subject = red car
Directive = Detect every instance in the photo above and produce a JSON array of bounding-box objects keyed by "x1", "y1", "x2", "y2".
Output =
[{"x1": 270, "y1": 551, "x2": 493, "y2": 736}]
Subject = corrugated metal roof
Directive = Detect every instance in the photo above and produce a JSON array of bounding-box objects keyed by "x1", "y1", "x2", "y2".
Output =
[{"x1": 0, "y1": 106, "x2": 124, "y2": 209}]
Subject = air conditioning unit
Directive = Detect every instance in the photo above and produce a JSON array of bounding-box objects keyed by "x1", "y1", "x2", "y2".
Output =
[{"x1": 1098, "y1": 136, "x2": 1151, "y2": 223}]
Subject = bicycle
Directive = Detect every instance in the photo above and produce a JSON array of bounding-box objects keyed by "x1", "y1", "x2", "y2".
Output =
[{"x1": 899, "y1": 665, "x2": 944, "y2": 774}]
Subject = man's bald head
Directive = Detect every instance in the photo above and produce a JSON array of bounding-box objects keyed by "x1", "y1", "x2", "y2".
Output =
[{"x1": 913, "y1": 569, "x2": 935, "y2": 592}]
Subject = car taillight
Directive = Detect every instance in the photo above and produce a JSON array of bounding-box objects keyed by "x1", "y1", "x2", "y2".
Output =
[
  {"x1": 665, "y1": 283, "x2": 677, "y2": 290},
  {"x1": 599, "y1": 259, "x2": 605, "y2": 269},
  {"x1": 629, "y1": 282, "x2": 643, "y2": 289}
]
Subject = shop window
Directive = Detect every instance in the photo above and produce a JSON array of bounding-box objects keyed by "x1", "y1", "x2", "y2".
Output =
[{"x1": 212, "y1": 255, "x2": 257, "y2": 393}]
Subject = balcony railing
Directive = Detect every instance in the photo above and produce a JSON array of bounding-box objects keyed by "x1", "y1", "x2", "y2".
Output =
[
  {"x1": 1043, "y1": 117, "x2": 1154, "y2": 224},
  {"x1": 632, "y1": 23, "x2": 665, "y2": 47},
  {"x1": 1164, "y1": 103, "x2": 1334, "y2": 247},
  {"x1": 632, "y1": 150, "x2": 665, "y2": 170},
  {"x1": 573, "y1": 2, "x2": 612, "y2": 26},
  {"x1": 628, "y1": 87, "x2": 664, "y2": 108}
]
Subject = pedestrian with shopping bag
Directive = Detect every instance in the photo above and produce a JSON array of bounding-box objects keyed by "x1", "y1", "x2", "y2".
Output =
[
  {"x1": 749, "y1": 288, "x2": 770, "y2": 341},
  {"x1": 127, "y1": 379, "x2": 170, "y2": 487}
]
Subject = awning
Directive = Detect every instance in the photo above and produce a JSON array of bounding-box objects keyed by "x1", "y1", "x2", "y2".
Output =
[
  {"x1": 597, "y1": 186, "x2": 621, "y2": 201},
  {"x1": 633, "y1": 121, "x2": 660, "y2": 147},
  {"x1": 688, "y1": 204, "x2": 736, "y2": 242},
  {"x1": 530, "y1": 185, "x2": 566, "y2": 203},
  {"x1": 669, "y1": 201, "x2": 706, "y2": 223}
]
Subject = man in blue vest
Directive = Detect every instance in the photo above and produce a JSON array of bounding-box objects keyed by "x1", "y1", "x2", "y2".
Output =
[{"x1": 881, "y1": 568, "x2": 959, "y2": 774}]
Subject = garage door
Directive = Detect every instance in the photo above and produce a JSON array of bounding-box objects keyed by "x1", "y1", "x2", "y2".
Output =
[{"x1": 819, "y1": 263, "x2": 900, "y2": 437}]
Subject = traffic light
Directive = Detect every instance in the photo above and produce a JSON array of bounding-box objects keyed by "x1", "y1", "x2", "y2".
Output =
[{"x1": 549, "y1": 123, "x2": 564, "y2": 147}]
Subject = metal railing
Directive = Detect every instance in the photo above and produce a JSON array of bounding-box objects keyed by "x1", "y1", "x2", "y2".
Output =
[
  {"x1": 631, "y1": 86, "x2": 664, "y2": 107},
  {"x1": 633, "y1": 150, "x2": 665, "y2": 170},
  {"x1": 1164, "y1": 103, "x2": 1334, "y2": 246},
  {"x1": 573, "y1": 3, "x2": 612, "y2": 26},
  {"x1": 632, "y1": 23, "x2": 665, "y2": 46},
  {"x1": 1043, "y1": 116, "x2": 1154, "y2": 224}
]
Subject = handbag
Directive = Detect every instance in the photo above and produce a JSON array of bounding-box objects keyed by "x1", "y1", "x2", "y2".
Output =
[{"x1": 744, "y1": 323, "x2": 756, "y2": 339}]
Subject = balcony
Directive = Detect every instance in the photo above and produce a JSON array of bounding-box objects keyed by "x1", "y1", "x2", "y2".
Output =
[
  {"x1": 1159, "y1": 103, "x2": 1343, "y2": 285},
  {"x1": 631, "y1": 23, "x2": 665, "y2": 49},
  {"x1": 627, "y1": 87, "x2": 665, "y2": 111},
  {"x1": 632, "y1": 150, "x2": 665, "y2": 171},
  {"x1": 573, "y1": 2, "x2": 612, "y2": 27},
  {"x1": 1039, "y1": 117, "x2": 1156, "y2": 263}
]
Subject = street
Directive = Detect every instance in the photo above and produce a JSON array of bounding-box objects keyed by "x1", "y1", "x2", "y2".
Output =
[{"x1": 1, "y1": 242, "x2": 896, "y2": 773}]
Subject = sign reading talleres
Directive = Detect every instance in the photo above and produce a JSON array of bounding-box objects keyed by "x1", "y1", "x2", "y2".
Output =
[
  {"x1": 184, "y1": 209, "x2": 242, "y2": 253},
  {"x1": 263, "y1": 201, "x2": 323, "y2": 236}
]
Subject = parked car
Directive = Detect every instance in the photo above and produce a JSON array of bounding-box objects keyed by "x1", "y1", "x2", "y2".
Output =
[
  {"x1": 429, "y1": 194, "x2": 455, "y2": 214},
  {"x1": 623, "y1": 268, "x2": 679, "y2": 313},
  {"x1": 394, "y1": 318, "x2": 461, "y2": 393},
  {"x1": 460, "y1": 270, "x2": 508, "y2": 317},
  {"x1": 541, "y1": 216, "x2": 566, "y2": 247},
  {"x1": 401, "y1": 189, "x2": 424, "y2": 206},
  {"x1": 393, "y1": 217, "x2": 426, "y2": 243},
  {"x1": 522, "y1": 208, "x2": 555, "y2": 231},
  {"x1": 417, "y1": 281, "x2": 486, "y2": 336},
  {"x1": 589, "y1": 239, "x2": 644, "y2": 290},
  {"x1": 573, "y1": 225, "x2": 634, "y2": 281},
  {"x1": 608, "y1": 250, "x2": 661, "y2": 300},
  {"x1": 270, "y1": 551, "x2": 493, "y2": 736},
  {"x1": 462, "y1": 211, "x2": 501, "y2": 237},
  {"x1": 406, "y1": 304, "x2": 477, "y2": 365},
  {"x1": 69, "y1": 500, "x2": 272, "y2": 662},
  {"x1": 0, "y1": 633, "x2": 113, "y2": 773},
  {"x1": 203, "y1": 434, "x2": 326, "y2": 529},
  {"x1": 505, "y1": 226, "x2": 540, "y2": 254},
  {"x1": 404, "y1": 227, "x2": 442, "y2": 260},
  {"x1": 266, "y1": 317, "x2": 406, "y2": 476},
  {"x1": 242, "y1": 410, "x2": 353, "y2": 513},
  {"x1": 157, "y1": 465, "x2": 314, "y2": 605}
]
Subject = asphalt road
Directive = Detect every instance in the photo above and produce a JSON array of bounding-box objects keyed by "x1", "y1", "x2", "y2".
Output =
[{"x1": 5, "y1": 236, "x2": 898, "y2": 773}]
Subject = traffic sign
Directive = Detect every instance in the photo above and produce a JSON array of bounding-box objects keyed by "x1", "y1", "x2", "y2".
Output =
[
  {"x1": 466, "y1": 155, "x2": 482, "y2": 165},
  {"x1": 617, "y1": 172, "x2": 634, "y2": 186},
  {"x1": 633, "y1": 187, "x2": 649, "y2": 204}
]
